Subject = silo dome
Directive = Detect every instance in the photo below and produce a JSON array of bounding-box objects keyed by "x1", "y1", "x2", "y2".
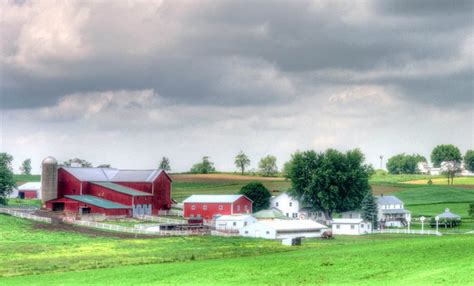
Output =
[{"x1": 42, "y1": 156, "x2": 58, "y2": 165}]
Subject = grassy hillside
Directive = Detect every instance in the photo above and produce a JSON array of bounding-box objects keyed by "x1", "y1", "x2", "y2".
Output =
[
  {"x1": 2, "y1": 222, "x2": 472, "y2": 285},
  {"x1": 13, "y1": 174, "x2": 41, "y2": 184}
]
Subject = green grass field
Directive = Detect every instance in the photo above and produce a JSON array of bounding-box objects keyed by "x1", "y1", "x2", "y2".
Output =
[
  {"x1": 14, "y1": 174, "x2": 41, "y2": 183},
  {"x1": 1, "y1": 214, "x2": 473, "y2": 285}
]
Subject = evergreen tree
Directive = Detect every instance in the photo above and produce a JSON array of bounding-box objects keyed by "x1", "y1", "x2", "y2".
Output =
[{"x1": 361, "y1": 191, "x2": 378, "y2": 229}]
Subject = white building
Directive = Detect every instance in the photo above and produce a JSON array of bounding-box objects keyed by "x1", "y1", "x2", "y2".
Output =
[
  {"x1": 270, "y1": 193, "x2": 325, "y2": 221},
  {"x1": 332, "y1": 219, "x2": 372, "y2": 235},
  {"x1": 239, "y1": 219, "x2": 328, "y2": 240},
  {"x1": 214, "y1": 215, "x2": 256, "y2": 231},
  {"x1": 376, "y1": 195, "x2": 411, "y2": 228}
]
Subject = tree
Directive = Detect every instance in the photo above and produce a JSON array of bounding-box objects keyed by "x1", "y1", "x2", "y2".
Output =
[
  {"x1": 386, "y1": 153, "x2": 426, "y2": 174},
  {"x1": 0, "y1": 153, "x2": 16, "y2": 205},
  {"x1": 287, "y1": 149, "x2": 371, "y2": 219},
  {"x1": 62, "y1": 158, "x2": 93, "y2": 167},
  {"x1": 159, "y1": 157, "x2": 171, "y2": 171},
  {"x1": 464, "y1": 150, "x2": 474, "y2": 172},
  {"x1": 97, "y1": 164, "x2": 112, "y2": 168},
  {"x1": 431, "y1": 144, "x2": 462, "y2": 168},
  {"x1": 190, "y1": 156, "x2": 215, "y2": 174},
  {"x1": 19, "y1": 159, "x2": 32, "y2": 175},
  {"x1": 441, "y1": 161, "x2": 461, "y2": 185},
  {"x1": 234, "y1": 151, "x2": 250, "y2": 175},
  {"x1": 469, "y1": 202, "x2": 474, "y2": 219},
  {"x1": 259, "y1": 155, "x2": 278, "y2": 177},
  {"x1": 361, "y1": 191, "x2": 378, "y2": 229},
  {"x1": 239, "y1": 182, "x2": 271, "y2": 212}
]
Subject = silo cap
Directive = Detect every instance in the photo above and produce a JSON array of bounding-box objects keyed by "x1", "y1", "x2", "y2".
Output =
[{"x1": 42, "y1": 156, "x2": 58, "y2": 164}]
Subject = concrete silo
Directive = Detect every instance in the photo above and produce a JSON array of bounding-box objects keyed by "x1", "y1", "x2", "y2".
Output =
[{"x1": 41, "y1": 156, "x2": 58, "y2": 203}]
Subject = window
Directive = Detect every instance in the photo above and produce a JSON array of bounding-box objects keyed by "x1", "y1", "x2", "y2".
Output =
[
  {"x1": 237, "y1": 205, "x2": 241, "y2": 211},
  {"x1": 244, "y1": 222, "x2": 247, "y2": 226},
  {"x1": 286, "y1": 213, "x2": 289, "y2": 217},
  {"x1": 191, "y1": 205, "x2": 196, "y2": 210},
  {"x1": 244, "y1": 205, "x2": 248, "y2": 210},
  {"x1": 275, "y1": 202, "x2": 279, "y2": 207},
  {"x1": 351, "y1": 225, "x2": 355, "y2": 229},
  {"x1": 203, "y1": 205, "x2": 208, "y2": 210},
  {"x1": 349, "y1": 213, "x2": 353, "y2": 218},
  {"x1": 245, "y1": 231, "x2": 248, "y2": 234},
  {"x1": 218, "y1": 205, "x2": 223, "y2": 210},
  {"x1": 293, "y1": 213, "x2": 298, "y2": 218},
  {"x1": 336, "y1": 225, "x2": 340, "y2": 229},
  {"x1": 289, "y1": 202, "x2": 292, "y2": 207},
  {"x1": 266, "y1": 231, "x2": 270, "y2": 234},
  {"x1": 361, "y1": 224, "x2": 364, "y2": 228},
  {"x1": 190, "y1": 214, "x2": 194, "y2": 218}
]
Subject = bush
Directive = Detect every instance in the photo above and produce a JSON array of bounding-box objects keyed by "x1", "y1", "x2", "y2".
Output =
[{"x1": 427, "y1": 179, "x2": 433, "y2": 185}]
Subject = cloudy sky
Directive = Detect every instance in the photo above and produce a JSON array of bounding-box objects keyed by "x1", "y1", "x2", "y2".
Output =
[{"x1": 1, "y1": 0, "x2": 473, "y2": 173}]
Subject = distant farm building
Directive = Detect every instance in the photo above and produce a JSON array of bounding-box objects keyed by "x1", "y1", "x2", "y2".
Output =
[
  {"x1": 239, "y1": 219, "x2": 328, "y2": 240},
  {"x1": 41, "y1": 157, "x2": 172, "y2": 218},
  {"x1": 376, "y1": 195, "x2": 411, "y2": 228},
  {"x1": 214, "y1": 214, "x2": 256, "y2": 231},
  {"x1": 17, "y1": 182, "x2": 42, "y2": 199},
  {"x1": 332, "y1": 217, "x2": 372, "y2": 235},
  {"x1": 270, "y1": 192, "x2": 325, "y2": 221},
  {"x1": 183, "y1": 195, "x2": 252, "y2": 220}
]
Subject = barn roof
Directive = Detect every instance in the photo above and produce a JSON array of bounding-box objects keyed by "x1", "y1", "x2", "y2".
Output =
[
  {"x1": 18, "y1": 182, "x2": 41, "y2": 191},
  {"x1": 90, "y1": 182, "x2": 152, "y2": 197},
  {"x1": 65, "y1": 195, "x2": 131, "y2": 209},
  {"x1": 62, "y1": 167, "x2": 164, "y2": 183},
  {"x1": 183, "y1": 195, "x2": 250, "y2": 203}
]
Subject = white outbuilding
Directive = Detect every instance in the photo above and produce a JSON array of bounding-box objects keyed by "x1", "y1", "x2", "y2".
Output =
[
  {"x1": 331, "y1": 218, "x2": 372, "y2": 235},
  {"x1": 239, "y1": 219, "x2": 328, "y2": 240},
  {"x1": 214, "y1": 215, "x2": 256, "y2": 231}
]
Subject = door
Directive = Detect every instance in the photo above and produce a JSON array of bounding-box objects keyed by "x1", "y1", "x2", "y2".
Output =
[
  {"x1": 19, "y1": 192, "x2": 25, "y2": 199},
  {"x1": 52, "y1": 203, "x2": 65, "y2": 211}
]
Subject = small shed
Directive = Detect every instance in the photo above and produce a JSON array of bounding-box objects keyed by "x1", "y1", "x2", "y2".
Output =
[
  {"x1": 17, "y1": 182, "x2": 42, "y2": 199},
  {"x1": 215, "y1": 215, "x2": 256, "y2": 231},
  {"x1": 331, "y1": 219, "x2": 372, "y2": 235}
]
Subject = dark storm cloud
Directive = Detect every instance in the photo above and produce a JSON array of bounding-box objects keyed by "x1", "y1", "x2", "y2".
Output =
[{"x1": 1, "y1": 0, "x2": 472, "y2": 110}]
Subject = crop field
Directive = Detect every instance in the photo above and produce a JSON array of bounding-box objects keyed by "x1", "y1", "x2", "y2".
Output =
[
  {"x1": 1, "y1": 217, "x2": 472, "y2": 286},
  {"x1": 14, "y1": 174, "x2": 41, "y2": 184},
  {"x1": 404, "y1": 176, "x2": 474, "y2": 185}
]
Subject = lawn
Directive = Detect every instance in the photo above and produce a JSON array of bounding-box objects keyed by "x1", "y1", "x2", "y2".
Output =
[{"x1": 2, "y1": 232, "x2": 473, "y2": 285}]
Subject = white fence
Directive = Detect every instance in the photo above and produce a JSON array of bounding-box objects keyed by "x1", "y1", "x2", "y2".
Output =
[
  {"x1": 375, "y1": 229, "x2": 442, "y2": 236},
  {"x1": 141, "y1": 215, "x2": 187, "y2": 224},
  {"x1": 158, "y1": 209, "x2": 184, "y2": 217},
  {"x1": 0, "y1": 208, "x2": 52, "y2": 223}
]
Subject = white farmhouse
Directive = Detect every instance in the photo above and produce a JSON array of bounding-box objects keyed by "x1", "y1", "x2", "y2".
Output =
[
  {"x1": 270, "y1": 192, "x2": 325, "y2": 221},
  {"x1": 332, "y1": 219, "x2": 372, "y2": 235},
  {"x1": 376, "y1": 195, "x2": 411, "y2": 228},
  {"x1": 214, "y1": 215, "x2": 256, "y2": 231},
  {"x1": 239, "y1": 219, "x2": 328, "y2": 240}
]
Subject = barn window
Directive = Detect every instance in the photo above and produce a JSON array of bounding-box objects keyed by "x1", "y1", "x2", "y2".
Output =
[
  {"x1": 244, "y1": 205, "x2": 248, "y2": 210},
  {"x1": 203, "y1": 205, "x2": 208, "y2": 210},
  {"x1": 191, "y1": 205, "x2": 196, "y2": 210},
  {"x1": 218, "y1": 205, "x2": 223, "y2": 210},
  {"x1": 237, "y1": 205, "x2": 241, "y2": 211}
]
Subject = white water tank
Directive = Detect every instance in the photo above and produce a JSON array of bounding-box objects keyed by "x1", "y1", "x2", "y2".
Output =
[{"x1": 41, "y1": 156, "x2": 58, "y2": 202}]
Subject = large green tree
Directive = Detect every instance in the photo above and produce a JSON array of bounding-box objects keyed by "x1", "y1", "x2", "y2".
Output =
[
  {"x1": 287, "y1": 149, "x2": 371, "y2": 219},
  {"x1": 361, "y1": 191, "x2": 378, "y2": 229},
  {"x1": 464, "y1": 150, "x2": 474, "y2": 172},
  {"x1": 431, "y1": 144, "x2": 462, "y2": 167},
  {"x1": 190, "y1": 156, "x2": 215, "y2": 174},
  {"x1": 239, "y1": 182, "x2": 271, "y2": 212},
  {"x1": 0, "y1": 153, "x2": 16, "y2": 205},
  {"x1": 258, "y1": 155, "x2": 278, "y2": 177},
  {"x1": 386, "y1": 153, "x2": 426, "y2": 174},
  {"x1": 159, "y1": 157, "x2": 171, "y2": 171},
  {"x1": 19, "y1": 158, "x2": 32, "y2": 175},
  {"x1": 234, "y1": 151, "x2": 250, "y2": 175}
]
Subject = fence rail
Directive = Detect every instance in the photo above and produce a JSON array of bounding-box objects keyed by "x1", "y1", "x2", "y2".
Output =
[
  {"x1": 0, "y1": 208, "x2": 51, "y2": 223},
  {"x1": 375, "y1": 229, "x2": 442, "y2": 236},
  {"x1": 158, "y1": 209, "x2": 184, "y2": 217},
  {"x1": 141, "y1": 215, "x2": 187, "y2": 224}
]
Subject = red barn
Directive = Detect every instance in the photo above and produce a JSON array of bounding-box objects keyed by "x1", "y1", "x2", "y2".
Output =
[
  {"x1": 45, "y1": 167, "x2": 172, "y2": 217},
  {"x1": 17, "y1": 182, "x2": 42, "y2": 199},
  {"x1": 183, "y1": 195, "x2": 253, "y2": 220}
]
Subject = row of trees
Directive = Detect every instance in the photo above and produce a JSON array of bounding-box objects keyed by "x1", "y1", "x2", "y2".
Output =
[{"x1": 189, "y1": 153, "x2": 278, "y2": 176}]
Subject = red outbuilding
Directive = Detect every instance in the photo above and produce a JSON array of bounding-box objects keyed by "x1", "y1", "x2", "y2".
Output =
[
  {"x1": 183, "y1": 195, "x2": 253, "y2": 220},
  {"x1": 45, "y1": 167, "x2": 172, "y2": 217},
  {"x1": 17, "y1": 182, "x2": 42, "y2": 199}
]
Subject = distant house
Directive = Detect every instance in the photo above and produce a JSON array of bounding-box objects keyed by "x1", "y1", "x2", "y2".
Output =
[
  {"x1": 332, "y1": 219, "x2": 372, "y2": 235},
  {"x1": 239, "y1": 219, "x2": 328, "y2": 240},
  {"x1": 270, "y1": 192, "x2": 325, "y2": 221},
  {"x1": 214, "y1": 215, "x2": 256, "y2": 231},
  {"x1": 183, "y1": 195, "x2": 252, "y2": 220},
  {"x1": 376, "y1": 195, "x2": 411, "y2": 228},
  {"x1": 17, "y1": 182, "x2": 42, "y2": 199}
]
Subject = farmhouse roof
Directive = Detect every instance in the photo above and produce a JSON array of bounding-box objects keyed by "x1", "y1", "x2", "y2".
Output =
[
  {"x1": 376, "y1": 195, "x2": 403, "y2": 205},
  {"x1": 62, "y1": 167, "x2": 164, "y2": 183},
  {"x1": 331, "y1": 218, "x2": 364, "y2": 224},
  {"x1": 437, "y1": 208, "x2": 461, "y2": 219},
  {"x1": 381, "y1": 209, "x2": 410, "y2": 214},
  {"x1": 90, "y1": 182, "x2": 152, "y2": 197},
  {"x1": 253, "y1": 209, "x2": 289, "y2": 220},
  {"x1": 64, "y1": 195, "x2": 131, "y2": 209},
  {"x1": 183, "y1": 195, "x2": 251, "y2": 203},
  {"x1": 257, "y1": 219, "x2": 327, "y2": 231},
  {"x1": 17, "y1": 182, "x2": 41, "y2": 191}
]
